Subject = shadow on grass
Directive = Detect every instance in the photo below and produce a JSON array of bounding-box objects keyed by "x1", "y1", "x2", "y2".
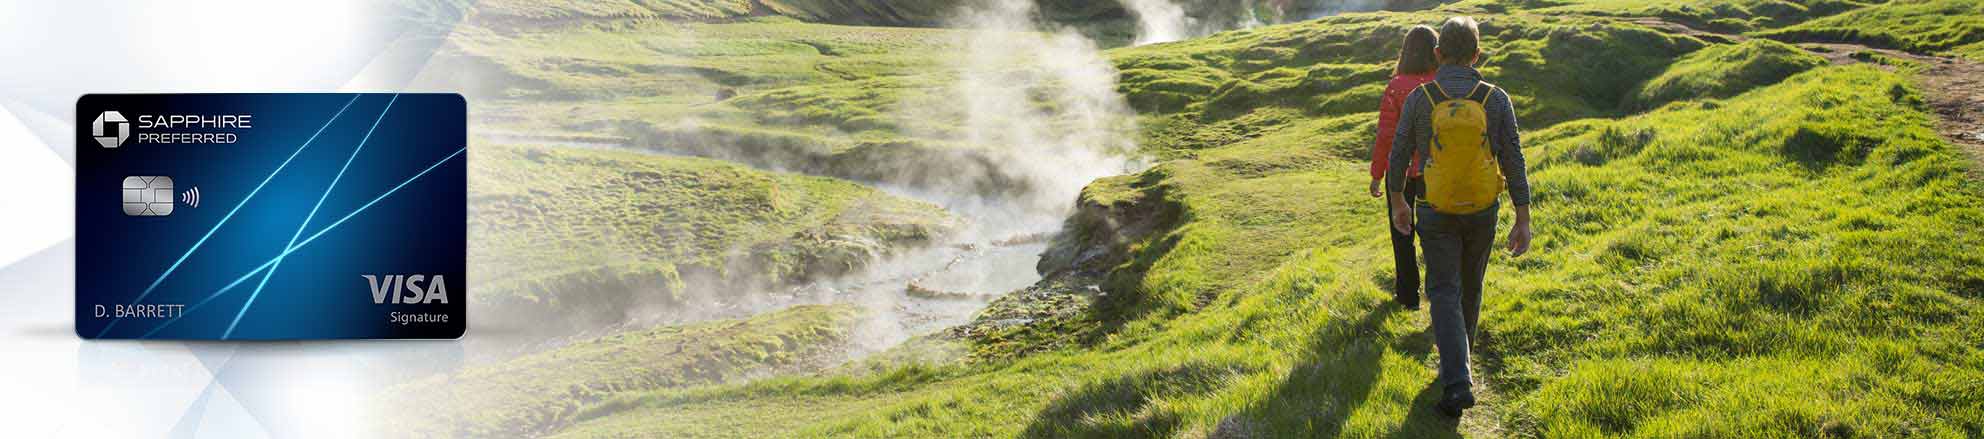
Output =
[
  {"x1": 1017, "y1": 361, "x2": 1245, "y2": 439},
  {"x1": 1016, "y1": 290, "x2": 1469, "y2": 437},
  {"x1": 1390, "y1": 381, "x2": 1464, "y2": 439},
  {"x1": 1213, "y1": 300, "x2": 1462, "y2": 438}
]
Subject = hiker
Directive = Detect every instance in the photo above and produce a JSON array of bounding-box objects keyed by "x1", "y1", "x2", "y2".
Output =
[
  {"x1": 1385, "y1": 16, "x2": 1534, "y2": 418},
  {"x1": 1371, "y1": 25, "x2": 1441, "y2": 311}
]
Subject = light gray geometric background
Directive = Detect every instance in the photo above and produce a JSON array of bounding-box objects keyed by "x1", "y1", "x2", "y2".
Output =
[{"x1": 0, "y1": 1, "x2": 465, "y2": 437}]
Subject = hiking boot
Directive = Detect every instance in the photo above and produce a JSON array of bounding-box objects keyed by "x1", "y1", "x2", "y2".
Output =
[
  {"x1": 1437, "y1": 383, "x2": 1475, "y2": 418},
  {"x1": 1393, "y1": 288, "x2": 1420, "y2": 310}
]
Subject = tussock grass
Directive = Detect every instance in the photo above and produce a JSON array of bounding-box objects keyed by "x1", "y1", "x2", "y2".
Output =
[
  {"x1": 464, "y1": 0, "x2": 965, "y2": 26},
  {"x1": 1497, "y1": 0, "x2": 1870, "y2": 32},
  {"x1": 1111, "y1": 12, "x2": 1705, "y2": 131},
  {"x1": 1757, "y1": 0, "x2": 1984, "y2": 61},
  {"x1": 422, "y1": 3, "x2": 1984, "y2": 437},
  {"x1": 547, "y1": 34, "x2": 1982, "y2": 439},
  {"x1": 439, "y1": 19, "x2": 959, "y2": 108},
  {"x1": 1491, "y1": 65, "x2": 1982, "y2": 437},
  {"x1": 1631, "y1": 38, "x2": 1826, "y2": 108}
]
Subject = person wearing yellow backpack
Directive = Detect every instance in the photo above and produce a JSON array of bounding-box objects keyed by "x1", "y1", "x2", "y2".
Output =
[{"x1": 1384, "y1": 15, "x2": 1534, "y2": 418}]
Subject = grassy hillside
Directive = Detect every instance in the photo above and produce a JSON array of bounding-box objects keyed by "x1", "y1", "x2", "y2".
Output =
[
  {"x1": 435, "y1": 18, "x2": 959, "y2": 105},
  {"x1": 513, "y1": 8, "x2": 1984, "y2": 437},
  {"x1": 1134, "y1": 11, "x2": 1726, "y2": 125},
  {"x1": 1109, "y1": 11, "x2": 1709, "y2": 163},
  {"x1": 453, "y1": 0, "x2": 1451, "y2": 44},
  {"x1": 428, "y1": 8, "x2": 1147, "y2": 225},
  {"x1": 450, "y1": 0, "x2": 1146, "y2": 46},
  {"x1": 1756, "y1": 0, "x2": 1984, "y2": 61},
  {"x1": 469, "y1": 143, "x2": 949, "y2": 315},
  {"x1": 1495, "y1": 0, "x2": 1870, "y2": 32},
  {"x1": 429, "y1": 18, "x2": 1047, "y2": 195},
  {"x1": 1629, "y1": 38, "x2": 1826, "y2": 108},
  {"x1": 462, "y1": 0, "x2": 966, "y2": 26},
  {"x1": 388, "y1": 0, "x2": 1984, "y2": 437},
  {"x1": 380, "y1": 304, "x2": 865, "y2": 438},
  {"x1": 1478, "y1": 65, "x2": 1980, "y2": 437}
]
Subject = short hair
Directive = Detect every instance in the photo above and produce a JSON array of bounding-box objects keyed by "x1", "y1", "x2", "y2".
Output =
[
  {"x1": 1394, "y1": 25, "x2": 1440, "y2": 75},
  {"x1": 1437, "y1": 16, "x2": 1480, "y2": 64}
]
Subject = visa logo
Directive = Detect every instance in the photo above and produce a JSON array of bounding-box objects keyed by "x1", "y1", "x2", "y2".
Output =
[{"x1": 364, "y1": 274, "x2": 451, "y2": 304}]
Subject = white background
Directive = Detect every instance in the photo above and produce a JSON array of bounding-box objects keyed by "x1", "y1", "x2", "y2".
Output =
[{"x1": 0, "y1": 2, "x2": 466, "y2": 436}]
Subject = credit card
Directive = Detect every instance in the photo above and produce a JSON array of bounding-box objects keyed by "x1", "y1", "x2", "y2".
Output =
[{"x1": 75, "y1": 94, "x2": 467, "y2": 340}]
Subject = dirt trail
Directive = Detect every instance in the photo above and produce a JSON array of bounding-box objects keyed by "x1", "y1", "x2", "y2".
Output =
[
  {"x1": 1629, "y1": 17, "x2": 1984, "y2": 181},
  {"x1": 1807, "y1": 46, "x2": 1984, "y2": 182},
  {"x1": 1833, "y1": 49, "x2": 1984, "y2": 181}
]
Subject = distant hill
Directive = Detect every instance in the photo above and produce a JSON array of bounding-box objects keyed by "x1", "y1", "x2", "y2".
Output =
[{"x1": 453, "y1": 0, "x2": 1455, "y2": 44}]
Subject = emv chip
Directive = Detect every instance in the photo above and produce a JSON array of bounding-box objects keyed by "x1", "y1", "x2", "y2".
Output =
[{"x1": 122, "y1": 176, "x2": 174, "y2": 216}]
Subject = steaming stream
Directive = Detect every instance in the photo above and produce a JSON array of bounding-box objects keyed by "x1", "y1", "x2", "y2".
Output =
[
  {"x1": 451, "y1": 0, "x2": 1145, "y2": 369},
  {"x1": 461, "y1": 132, "x2": 1060, "y2": 361},
  {"x1": 354, "y1": 0, "x2": 1146, "y2": 399}
]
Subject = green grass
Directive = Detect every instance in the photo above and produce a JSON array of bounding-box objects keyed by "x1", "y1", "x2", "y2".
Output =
[
  {"x1": 1757, "y1": 0, "x2": 1984, "y2": 61},
  {"x1": 434, "y1": 18, "x2": 1028, "y2": 182},
  {"x1": 1486, "y1": 65, "x2": 1982, "y2": 437},
  {"x1": 410, "y1": 2, "x2": 1984, "y2": 437},
  {"x1": 462, "y1": 0, "x2": 966, "y2": 26},
  {"x1": 469, "y1": 142, "x2": 950, "y2": 307},
  {"x1": 1110, "y1": 12, "x2": 1707, "y2": 134},
  {"x1": 453, "y1": 0, "x2": 1433, "y2": 46},
  {"x1": 437, "y1": 12, "x2": 1146, "y2": 204},
  {"x1": 1481, "y1": 0, "x2": 1871, "y2": 33},
  {"x1": 528, "y1": 21, "x2": 1984, "y2": 438},
  {"x1": 380, "y1": 304, "x2": 865, "y2": 438},
  {"x1": 1630, "y1": 38, "x2": 1827, "y2": 108},
  {"x1": 437, "y1": 18, "x2": 960, "y2": 107}
]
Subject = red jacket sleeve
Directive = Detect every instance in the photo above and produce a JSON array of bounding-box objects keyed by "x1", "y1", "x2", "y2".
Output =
[{"x1": 1372, "y1": 79, "x2": 1407, "y2": 179}]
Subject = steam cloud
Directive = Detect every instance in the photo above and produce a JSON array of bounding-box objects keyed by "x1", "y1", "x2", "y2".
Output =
[
  {"x1": 1124, "y1": 0, "x2": 1196, "y2": 45},
  {"x1": 814, "y1": 0, "x2": 1152, "y2": 354},
  {"x1": 1303, "y1": 0, "x2": 1384, "y2": 17},
  {"x1": 902, "y1": 0, "x2": 1144, "y2": 240},
  {"x1": 1123, "y1": 0, "x2": 1389, "y2": 46},
  {"x1": 451, "y1": 0, "x2": 1159, "y2": 365}
]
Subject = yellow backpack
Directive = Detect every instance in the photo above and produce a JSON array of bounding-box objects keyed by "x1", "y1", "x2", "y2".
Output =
[{"x1": 1419, "y1": 81, "x2": 1505, "y2": 215}]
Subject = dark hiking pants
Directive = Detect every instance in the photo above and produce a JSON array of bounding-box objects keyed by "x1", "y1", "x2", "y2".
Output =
[
  {"x1": 1416, "y1": 202, "x2": 1498, "y2": 389},
  {"x1": 1387, "y1": 177, "x2": 1424, "y2": 299}
]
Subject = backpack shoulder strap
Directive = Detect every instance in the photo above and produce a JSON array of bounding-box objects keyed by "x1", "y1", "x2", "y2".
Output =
[
  {"x1": 1464, "y1": 81, "x2": 1496, "y2": 104},
  {"x1": 1420, "y1": 82, "x2": 1449, "y2": 102},
  {"x1": 1464, "y1": 81, "x2": 1502, "y2": 158}
]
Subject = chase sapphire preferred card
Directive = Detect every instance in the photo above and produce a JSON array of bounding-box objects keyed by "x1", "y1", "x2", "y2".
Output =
[{"x1": 76, "y1": 94, "x2": 467, "y2": 340}]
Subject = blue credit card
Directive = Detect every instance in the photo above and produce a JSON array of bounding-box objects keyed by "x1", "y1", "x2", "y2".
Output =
[{"x1": 75, "y1": 94, "x2": 467, "y2": 340}]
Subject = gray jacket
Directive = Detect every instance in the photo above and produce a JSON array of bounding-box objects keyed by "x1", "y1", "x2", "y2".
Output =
[{"x1": 1386, "y1": 64, "x2": 1531, "y2": 207}]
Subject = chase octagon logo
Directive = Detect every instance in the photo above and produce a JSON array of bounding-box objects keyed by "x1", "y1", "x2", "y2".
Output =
[{"x1": 93, "y1": 111, "x2": 128, "y2": 148}]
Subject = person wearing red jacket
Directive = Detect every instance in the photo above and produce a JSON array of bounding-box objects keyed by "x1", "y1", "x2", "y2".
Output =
[{"x1": 1372, "y1": 25, "x2": 1439, "y2": 310}]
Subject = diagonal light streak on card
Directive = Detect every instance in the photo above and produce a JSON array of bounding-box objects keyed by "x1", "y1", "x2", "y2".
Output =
[
  {"x1": 99, "y1": 95, "x2": 362, "y2": 339},
  {"x1": 138, "y1": 146, "x2": 465, "y2": 339},
  {"x1": 223, "y1": 94, "x2": 400, "y2": 339}
]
